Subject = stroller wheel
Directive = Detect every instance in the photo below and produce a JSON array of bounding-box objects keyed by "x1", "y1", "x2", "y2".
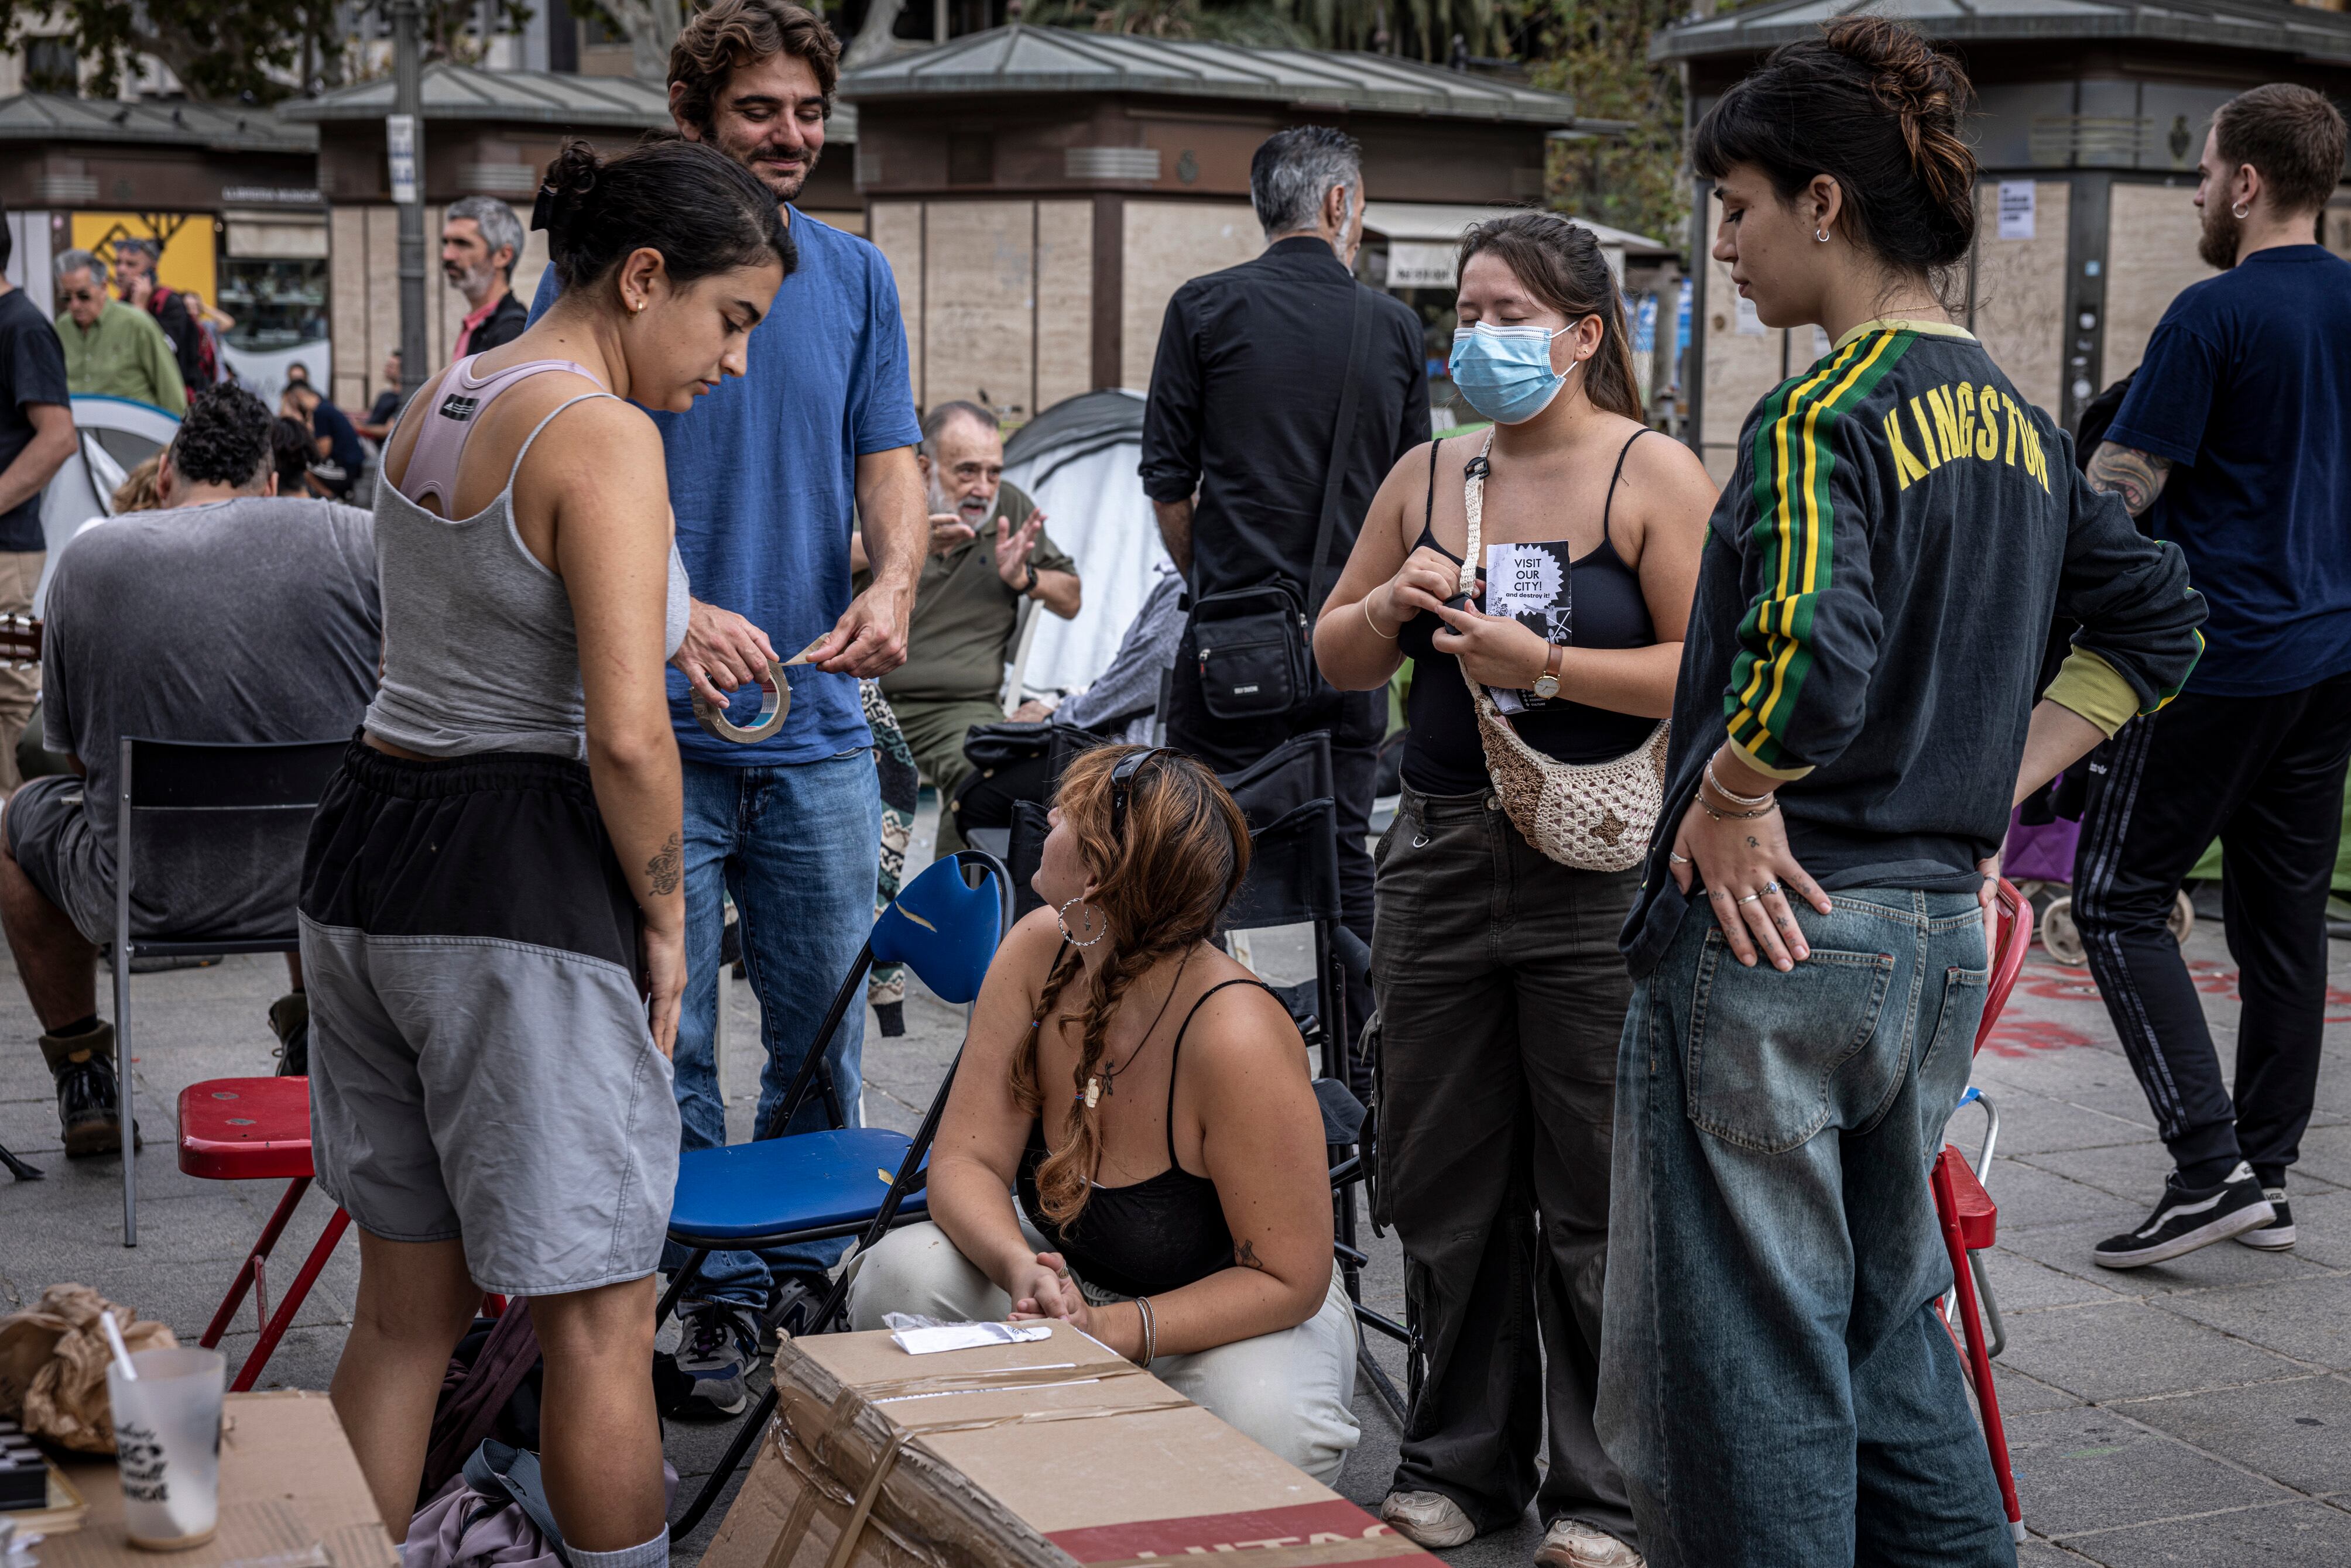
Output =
[
  {"x1": 2041, "y1": 895, "x2": 2086, "y2": 966},
  {"x1": 2169, "y1": 888, "x2": 2195, "y2": 948}
]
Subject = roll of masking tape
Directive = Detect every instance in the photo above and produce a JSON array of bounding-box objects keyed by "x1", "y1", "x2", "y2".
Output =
[{"x1": 693, "y1": 658, "x2": 790, "y2": 744}]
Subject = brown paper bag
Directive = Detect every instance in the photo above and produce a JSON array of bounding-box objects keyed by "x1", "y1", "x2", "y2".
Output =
[{"x1": 0, "y1": 1284, "x2": 179, "y2": 1453}]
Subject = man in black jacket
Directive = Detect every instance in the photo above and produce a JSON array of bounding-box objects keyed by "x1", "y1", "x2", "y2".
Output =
[{"x1": 1140, "y1": 126, "x2": 1429, "y2": 1033}]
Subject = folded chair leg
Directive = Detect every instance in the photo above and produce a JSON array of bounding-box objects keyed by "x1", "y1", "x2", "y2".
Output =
[
  {"x1": 656, "y1": 1251, "x2": 710, "y2": 1332},
  {"x1": 1933, "y1": 1155, "x2": 2023, "y2": 1543},
  {"x1": 1357, "y1": 1337, "x2": 1408, "y2": 1428},
  {"x1": 232, "y1": 1207, "x2": 351, "y2": 1393},
  {"x1": 201, "y1": 1176, "x2": 311, "y2": 1349}
]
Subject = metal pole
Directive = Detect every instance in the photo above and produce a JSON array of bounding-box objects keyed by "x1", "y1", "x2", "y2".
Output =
[{"x1": 390, "y1": 0, "x2": 430, "y2": 396}]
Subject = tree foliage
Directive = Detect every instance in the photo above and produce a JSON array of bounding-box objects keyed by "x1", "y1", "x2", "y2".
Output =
[
  {"x1": 0, "y1": 0, "x2": 534, "y2": 102},
  {"x1": 1526, "y1": 0, "x2": 1689, "y2": 250}
]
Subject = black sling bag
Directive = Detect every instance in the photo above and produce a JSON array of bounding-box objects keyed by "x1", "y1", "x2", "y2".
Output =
[{"x1": 1191, "y1": 286, "x2": 1374, "y2": 720}]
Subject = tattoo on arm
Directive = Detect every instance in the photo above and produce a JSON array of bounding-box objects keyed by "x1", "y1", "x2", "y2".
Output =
[
  {"x1": 1234, "y1": 1238, "x2": 1264, "y2": 1271},
  {"x1": 647, "y1": 832, "x2": 682, "y2": 897},
  {"x1": 1746, "y1": 835, "x2": 1760, "y2": 848},
  {"x1": 2087, "y1": 442, "x2": 2172, "y2": 518}
]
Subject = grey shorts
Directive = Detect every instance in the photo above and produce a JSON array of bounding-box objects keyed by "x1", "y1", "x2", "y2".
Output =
[
  {"x1": 297, "y1": 739, "x2": 679, "y2": 1296},
  {"x1": 4, "y1": 773, "x2": 106, "y2": 942}
]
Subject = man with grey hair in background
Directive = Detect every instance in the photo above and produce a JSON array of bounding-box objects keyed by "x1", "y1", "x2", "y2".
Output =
[
  {"x1": 1140, "y1": 124, "x2": 1428, "y2": 1056},
  {"x1": 52, "y1": 250, "x2": 184, "y2": 414},
  {"x1": 111, "y1": 237, "x2": 210, "y2": 390},
  {"x1": 441, "y1": 195, "x2": 527, "y2": 360}
]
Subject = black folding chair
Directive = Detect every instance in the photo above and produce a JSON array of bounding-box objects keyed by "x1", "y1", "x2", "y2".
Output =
[{"x1": 112, "y1": 736, "x2": 347, "y2": 1246}]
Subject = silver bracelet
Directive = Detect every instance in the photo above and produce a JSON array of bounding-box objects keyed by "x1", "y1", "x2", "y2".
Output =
[
  {"x1": 1705, "y1": 757, "x2": 1775, "y2": 811},
  {"x1": 1133, "y1": 1295, "x2": 1157, "y2": 1365}
]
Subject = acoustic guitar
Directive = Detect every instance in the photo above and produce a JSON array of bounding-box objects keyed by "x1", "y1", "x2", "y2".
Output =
[{"x1": 0, "y1": 615, "x2": 38, "y2": 669}]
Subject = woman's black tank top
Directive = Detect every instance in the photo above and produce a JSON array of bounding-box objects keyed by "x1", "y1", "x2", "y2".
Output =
[
  {"x1": 1016, "y1": 975, "x2": 1267, "y2": 1298},
  {"x1": 1398, "y1": 430, "x2": 1658, "y2": 797}
]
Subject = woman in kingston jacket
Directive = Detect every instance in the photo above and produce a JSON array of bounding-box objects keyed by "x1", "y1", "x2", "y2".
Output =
[{"x1": 1592, "y1": 20, "x2": 2207, "y2": 1568}]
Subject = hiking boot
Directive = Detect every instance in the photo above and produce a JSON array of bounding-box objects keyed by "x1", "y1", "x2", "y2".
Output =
[
  {"x1": 659, "y1": 1300, "x2": 760, "y2": 1420},
  {"x1": 2094, "y1": 1161, "x2": 2274, "y2": 1268},
  {"x1": 1380, "y1": 1491, "x2": 1475, "y2": 1549},
  {"x1": 269, "y1": 991, "x2": 310, "y2": 1077},
  {"x1": 2236, "y1": 1188, "x2": 2296, "y2": 1251},
  {"x1": 41, "y1": 1022, "x2": 139, "y2": 1158},
  {"x1": 1536, "y1": 1519, "x2": 1644, "y2": 1568}
]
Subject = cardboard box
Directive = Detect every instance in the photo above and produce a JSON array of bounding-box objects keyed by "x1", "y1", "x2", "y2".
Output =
[
  {"x1": 43, "y1": 1391, "x2": 397, "y2": 1568},
  {"x1": 701, "y1": 1322, "x2": 1437, "y2": 1568}
]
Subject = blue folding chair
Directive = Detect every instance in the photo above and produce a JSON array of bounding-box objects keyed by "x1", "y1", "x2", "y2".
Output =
[{"x1": 659, "y1": 848, "x2": 1010, "y2": 1535}]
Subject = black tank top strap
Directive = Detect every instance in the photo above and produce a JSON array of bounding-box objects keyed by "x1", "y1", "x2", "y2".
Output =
[
  {"x1": 1599, "y1": 427, "x2": 1651, "y2": 550},
  {"x1": 1414, "y1": 436, "x2": 1449, "y2": 557},
  {"x1": 1163, "y1": 976, "x2": 1279, "y2": 1165}
]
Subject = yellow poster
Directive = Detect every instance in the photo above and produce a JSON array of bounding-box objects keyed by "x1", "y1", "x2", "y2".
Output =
[{"x1": 70, "y1": 211, "x2": 218, "y2": 308}]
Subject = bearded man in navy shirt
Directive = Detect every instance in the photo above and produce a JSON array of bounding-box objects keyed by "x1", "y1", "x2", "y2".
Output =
[
  {"x1": 2078, "y1": 84, "x2": 2351, "y2": 1271},
  {"x1": 529, "y1": 0, "x2": 926, "y2": 1416}
]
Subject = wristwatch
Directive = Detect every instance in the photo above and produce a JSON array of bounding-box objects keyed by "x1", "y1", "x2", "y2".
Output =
[
  {"x1": 1021, "y1": 561, "x2": 1039, "y2": 595},
  {"x1": 1531, "y1": 643, "x2": 1565, "y2": 701}
]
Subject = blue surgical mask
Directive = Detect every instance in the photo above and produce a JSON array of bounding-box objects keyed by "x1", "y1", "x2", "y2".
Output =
[{"x1": 1449, "y1": 322, "x2": 1573, "y2": 424}]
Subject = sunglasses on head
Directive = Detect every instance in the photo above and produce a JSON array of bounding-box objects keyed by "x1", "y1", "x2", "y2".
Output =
[{"x1": 1109, "y1": 747, "x2": 1176, "y2": 842}]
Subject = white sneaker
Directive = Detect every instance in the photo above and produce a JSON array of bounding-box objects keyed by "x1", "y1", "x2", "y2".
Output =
[
  {"x1": 1380, "y1": 1491, "x2": 1475, "y2": 1549},
  {"x1": 1535, "y1": 1519, "x2": 1644, "y2": 1568}
]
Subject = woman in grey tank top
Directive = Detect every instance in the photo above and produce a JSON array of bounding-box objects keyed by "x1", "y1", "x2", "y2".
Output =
[{"x1": 296, "y1": 138, "x2": 791, "y2": 1568}]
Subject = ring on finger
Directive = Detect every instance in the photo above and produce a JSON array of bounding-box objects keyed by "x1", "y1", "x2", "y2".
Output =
[
  {"x1": 1762, "y1": 879, "x2": 1781, "y2": 894},
  {"x1": 1737, "y1": 893, "x2": 1763, "y2": 905},
  {"x1": 1668, "y1": 852, "x2": 1691, "y2": 864}
]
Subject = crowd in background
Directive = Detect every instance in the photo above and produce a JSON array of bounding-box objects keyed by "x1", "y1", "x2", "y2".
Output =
[{"x1": 0, "y1": 5, "x2": 2346, "y2": 1568}]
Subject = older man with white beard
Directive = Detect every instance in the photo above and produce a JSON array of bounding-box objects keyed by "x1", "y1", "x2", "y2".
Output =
[{"x1": 440, "y1": 195, "x2": 526, "y2": 361}]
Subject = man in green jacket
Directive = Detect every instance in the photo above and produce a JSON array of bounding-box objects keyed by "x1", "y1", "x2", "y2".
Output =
[
  {"x1": 859, "y1": 400, "x2": 1080, "y2": 859},
  {"x1": 52, "y1": 251, "x2": 186, "y2": 415}
]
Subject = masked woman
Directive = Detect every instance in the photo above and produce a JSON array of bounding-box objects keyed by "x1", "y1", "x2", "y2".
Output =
[
  {"x1": 1592, "y1": 22, "x2": 2205, "y2": 1566},
  {"x1": 1314, "y1": 212, "x2": 1718, "y2": 1568}
]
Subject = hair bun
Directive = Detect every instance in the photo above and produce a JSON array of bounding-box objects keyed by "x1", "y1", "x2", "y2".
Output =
[
  {"x1": 532, "y1": 140, "x2": 604, "y2": 238},
  {"x1": 1822, "y1": 18, "x2": 1973, "y2": 210}
]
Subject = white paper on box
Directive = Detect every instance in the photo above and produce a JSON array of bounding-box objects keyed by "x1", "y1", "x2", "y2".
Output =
[{"x1": 890, "y1": 1322, "x2": 1055, "y2": 1356}]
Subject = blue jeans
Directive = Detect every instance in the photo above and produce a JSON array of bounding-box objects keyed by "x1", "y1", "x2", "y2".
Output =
[
  {"x1": 666, "y1": 750, "x2": 880, "y2": 1308},
  {"x1": 1595, "y1": 888, "x2": 2013, "y2": 1568}
]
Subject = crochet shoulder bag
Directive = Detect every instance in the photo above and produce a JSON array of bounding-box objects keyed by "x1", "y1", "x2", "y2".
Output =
[{"x1": 1454, "y1": 429, "x2": 1668, "y2": 872}]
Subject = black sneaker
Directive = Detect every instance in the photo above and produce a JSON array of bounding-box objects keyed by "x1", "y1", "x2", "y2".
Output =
[
  {"x1": 2235, "y1": 1188, "x2": 2296, "y2": 1251},
  {"x1": 2095, "y1": 1162, "x2": 2275, "y2": 1268},
  {"x1": 269, "y1": 992, "x2": 310, "y2": 1077},
  {"x1": 41, "y1": 1023, "x2": 139, "y2": 1158},
  {"x1": 760, "y1": 1279, "x2": 820, "y2": 1351},
  {"x1": 658, "y1": 1300, "x2": 759, "y2": 1419}
]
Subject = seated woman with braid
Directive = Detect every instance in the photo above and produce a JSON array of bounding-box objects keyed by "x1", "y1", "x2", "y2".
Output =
[{"x1": 847, "y1": 745, "x2": 1360, "y2": 1481}]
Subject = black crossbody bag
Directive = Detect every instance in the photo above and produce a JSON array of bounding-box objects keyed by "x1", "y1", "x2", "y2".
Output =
[{"x1": 1191, "y1": 287, "x2": 1373, "y2": 720}]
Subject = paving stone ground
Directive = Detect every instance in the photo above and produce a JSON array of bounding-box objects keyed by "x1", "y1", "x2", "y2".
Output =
[{"x1": 3, "y1": 797, "x2": 2346, "y2": 1566}]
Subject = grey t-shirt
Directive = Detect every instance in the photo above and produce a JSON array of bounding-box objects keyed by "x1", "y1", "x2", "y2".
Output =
[{"x1": 40, "y1": 496, "x2": 380, "y2": 943}]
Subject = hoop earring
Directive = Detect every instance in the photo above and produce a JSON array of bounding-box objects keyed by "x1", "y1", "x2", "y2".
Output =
[
  {"x1": 1815, "y1": 228, "x2": 1831, "y2": 243},
  {"x1": 2232, "y1": 202, "x2": 2250, "y2": 219},
  {"x1": 1057, "y1": 896, "x2": 1106, "y2": 948}
]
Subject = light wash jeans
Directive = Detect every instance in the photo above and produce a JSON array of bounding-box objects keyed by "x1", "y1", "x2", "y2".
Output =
[
  {"x1": 845, "y1": 1219, "x2": 1363, "y2": 1485},
  {"x1": 666, "y1": 750, "x2": 882, "y2": 1308},
  {"x1": 1595, "y1": 888, "x2": 2014, "y2": 1568}
]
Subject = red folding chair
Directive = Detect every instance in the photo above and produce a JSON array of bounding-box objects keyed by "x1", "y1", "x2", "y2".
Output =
[
  {"x1": 1932, "y1": 880, "x2": 2031, "y2": 1546},
  {"x1": 179, "y1": 1077, "x2": 353, "y2": 1392}
]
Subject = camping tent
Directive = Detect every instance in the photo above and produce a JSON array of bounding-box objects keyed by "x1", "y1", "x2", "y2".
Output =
[
  {"x1": 36, "y1": 395, "x2": 180, "y2": 613},
  {"x1": 999, "y1": 389, "x2": 1170, "y2": 701}
]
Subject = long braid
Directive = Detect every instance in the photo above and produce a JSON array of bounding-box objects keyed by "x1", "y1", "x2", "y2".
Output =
[{"x1": 1012, "y1": 744, "x2": 1252, "y2": 1227}]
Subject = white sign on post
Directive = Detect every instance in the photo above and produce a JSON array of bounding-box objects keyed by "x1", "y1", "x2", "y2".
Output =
[
  {"x1": 1997, "y1": 181, "x2": 2037, "y2": 241},
  {"x1": 386, "y1": 113, "x2": 420, "y2": 205}
]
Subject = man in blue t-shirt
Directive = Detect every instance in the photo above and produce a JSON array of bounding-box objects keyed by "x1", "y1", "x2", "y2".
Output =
[
  {"x1": 2077, "y1": 84, "x2": 2351, "y2": 1271},
  {"x1": 529, "y1": 0, "x2": 926, "y2": 1416}
]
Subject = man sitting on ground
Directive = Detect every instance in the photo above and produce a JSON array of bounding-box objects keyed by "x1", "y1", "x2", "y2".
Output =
[
  {"x1": 1, "y1": 385, "x2": 380, "y2": 1155},
  {"x1": 862, "y1": 400, "x2": 1079, "y2": 859}
]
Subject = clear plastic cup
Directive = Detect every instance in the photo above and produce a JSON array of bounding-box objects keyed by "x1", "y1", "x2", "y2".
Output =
[{"x1": 105, "y1": 1346, "x2": 225, "y2": 1550}]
